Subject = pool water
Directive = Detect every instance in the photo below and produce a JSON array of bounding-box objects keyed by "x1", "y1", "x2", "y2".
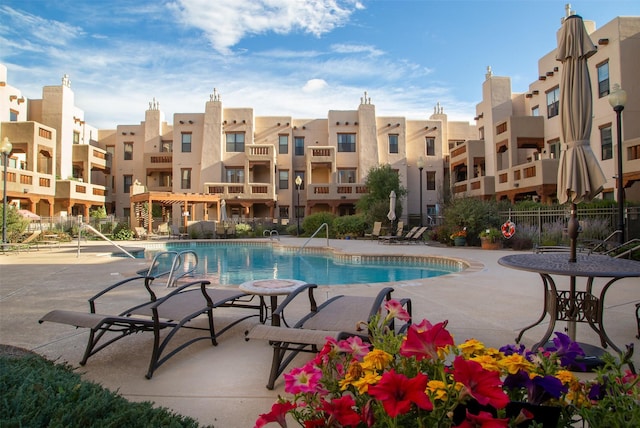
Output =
[{"x1": 142, "y1": 244, "x2": 462, "y2": 286}]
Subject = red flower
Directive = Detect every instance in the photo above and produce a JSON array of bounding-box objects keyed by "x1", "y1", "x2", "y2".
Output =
[
  {"x1": 399, "y1": 319, "x2": 454, "y2": 361},
  {"x1": 254, "y1": 401, "x2": 296, "y2": 428},
  {"x1": 368, "y1": 369, "x2": 433, "y2": 417},
  {"x1": 453, "y1": 356, "x2": 510, "y2": 409},
  {"x1": 457, "y1": 410, "x2": 510, "y2": 428},
  {"x1": 320, "y1": 395, "x2": 362, "y2": 427}
]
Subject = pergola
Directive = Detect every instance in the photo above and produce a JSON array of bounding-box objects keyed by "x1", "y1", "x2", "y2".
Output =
[{"x1": 129, "y1": 191, "x2": 222, "y2": 233}]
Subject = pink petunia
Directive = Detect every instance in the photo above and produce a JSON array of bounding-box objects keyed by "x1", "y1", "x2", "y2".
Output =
[
  {"x1": 453, "y1": 356, "x2": 510, "y2": 409},
  {"x1": 284, "y1": 365, "x2": 323, "y2": 394},
  {"x1": 399, "y1": 319, "x2": 454, "y2": 361},
  {"x1": 254, "y1": 401, "x2": 296, "y2": 428},
  {"x1": 320, "y1": 395, "x2": 362, "y2": 427},
  {"x1": 337, "y1": 335, "x2": 371, "y2": 359},
  {"x1": 368, "y1": 369, "x2": 433, "y2": 417},
  {"x1": 384, "y1": 299, "x2": 411, "y2": 322}
]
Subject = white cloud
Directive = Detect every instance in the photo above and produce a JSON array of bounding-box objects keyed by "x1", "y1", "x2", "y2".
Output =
[
  {"x1": 170, "y1": 0, "x2": 362, "y2": 54},
  {"x1": 0, "y1": 6, "x2": 83, "y2": 46},
  {"x1": 331, "y1": 43, "x2": 383, "y2": 56},
  {"x1": 302, "y1": 79, "x2": 328, "y2": 92}
]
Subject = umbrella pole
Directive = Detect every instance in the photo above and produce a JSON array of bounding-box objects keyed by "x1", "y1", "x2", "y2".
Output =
[{"x1": 568, "y1": 203, "x2": 579, "y2": 263}]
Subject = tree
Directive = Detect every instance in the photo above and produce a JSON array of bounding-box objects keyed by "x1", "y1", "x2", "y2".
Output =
[
  {"x1": 356, "y1": 164, "x2": 407, "y2": 226},
  {"x1": 0, "y1": 205, "x2": 29, "y2": 242}
]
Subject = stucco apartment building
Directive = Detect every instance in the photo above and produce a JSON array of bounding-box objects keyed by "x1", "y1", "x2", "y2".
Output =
[{"x1": 0, "y1": 13, "x2": 638, "y2": 232}]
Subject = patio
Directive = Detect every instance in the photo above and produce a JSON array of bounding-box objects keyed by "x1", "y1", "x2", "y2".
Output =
[{"x1": 1, "y1": 238, "x2": 638, "y2": 427}]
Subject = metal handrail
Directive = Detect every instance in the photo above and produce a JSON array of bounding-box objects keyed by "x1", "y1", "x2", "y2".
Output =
[
  {"x1": 590, "y1": 230, "x2": 622, "y2": 253},
  {"x1": 141, "y1": 249, "x2": 199, "y2": 287},
  {"x1": 263, "y1": 229, "x2": 280, "y2": 240},
  {"x1": 298, "y1": 222, "x2": 329, "y2": 254},
  {"x1": 82, "y1": 223, "x2": 136, "y2": 259}
]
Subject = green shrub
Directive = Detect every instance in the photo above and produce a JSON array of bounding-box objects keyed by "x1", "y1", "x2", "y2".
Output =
[
  {"x1": 301, "y1": 212, "x2": 336, "y2": 237},
  {"x1": 0, "y1": 354, "x2": 208, "y2": 427},
  {"x1": 443, "y1": 198, "x2": 500, "y2": 246},
  {"x1": 112, "y1": 222, "x2": 135, "y2": 240},
  {"x1": 333, "y1": 214, "x2": 367, "y2": 238}
]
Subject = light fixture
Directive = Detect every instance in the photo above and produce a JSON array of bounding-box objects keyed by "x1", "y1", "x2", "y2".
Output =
[
  {"x1": 179, "y1": 120, "x2": 184, "y2": 124},
  {"x1": 295, "y1": 175, "x2": 303, "y2": 236},
  {"x1": 2, "y1": 137, "x2": 13, "y2": 245},
  {"x1": 609, "y1": 83, "x2": 627, "y2": 245},
  {"x1": 417, "y1": 156, "x2": 425, "y2": 227}
]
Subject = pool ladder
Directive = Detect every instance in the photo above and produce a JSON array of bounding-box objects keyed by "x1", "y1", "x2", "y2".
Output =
[
  {"x1": 298, "y1": 222, "x2": 330, "y2": 254},
  {"x1": 143, "y1": 250, "x2": 199, "y2": 287}
]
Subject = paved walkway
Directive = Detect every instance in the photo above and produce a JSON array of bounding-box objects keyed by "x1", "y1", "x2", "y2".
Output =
[{"x1": 1, "y1": 238, "x2": 638, "y2": 427}]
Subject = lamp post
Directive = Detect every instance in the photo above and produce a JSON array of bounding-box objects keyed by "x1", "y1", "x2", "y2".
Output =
[
  {"x1": 417, "y1": 156, "x2": 425, "y2": 227},
  {"x1": 1, "y1": 137, "x2": 13, "y2": 246},
  {"x1": 609, "y1": 83, "x2": 627, "y2": 245},
  {"x1": 295, "y1": 175, "x2": 302, "y2": 236}
]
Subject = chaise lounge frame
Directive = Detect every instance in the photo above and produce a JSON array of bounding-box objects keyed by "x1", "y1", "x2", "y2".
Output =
[
  {"x1": 245, "y1": 284, "x2": 411, "y2": 389},
  {"x1": 40, "y1": 276, "x2": 260, "y2": 378}
]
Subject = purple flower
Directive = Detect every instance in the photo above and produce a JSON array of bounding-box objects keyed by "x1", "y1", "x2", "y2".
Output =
[
  {"x1": 499, "y1": 343, "x2": 526, "y2": 356},
  {"x1": 503, "y1": 370, "x2": 568, "y2": 405},
  {"x1": 547, "y1": 332, "x2": 585, "y2": 369}
]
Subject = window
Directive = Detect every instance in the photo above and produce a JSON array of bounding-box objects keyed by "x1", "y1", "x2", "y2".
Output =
[
  {"x1": 161, "y1": 140, "x2": 172, "y2": 152},
  {"x1": 546, "y1": 87, "x2": 560, "y2": 118},
  {"x1": 337, "y1": 133, "x2": 356, "y2": 152},
  {"x1": 597, "y1": 61, "x2": 609, "y2": 98},
  {"x1": 181, "y1": 133, "x2": 192, "y2": 152},
  {"x1": 9, "y1": 109, "x2": 18, "y2": 121},
  {"x1": 106, "y1": 146, "x2": 115, "y2": 160},
  {"x1": 73, "y1": 131, "x2": 80, "y2": 144},
  {"x1": 279, "y1": 206, "x2": 289, "y2": 218},
  {"x1": 123, "y1": 207, "x2": 130, "y2": 218},
  {"x1": 600, "y1": 125, "x2": 613, "y2": 160},
  {"x1": 426, "y1": 137, "x2": 436, "y2": 156},
  {"x1": 279, "y1": 135, "x2": 288, "y2": 154},
  {"x1": 159, "y1": 172, "x2": 172, "y2": 187},
  {"x1": 338, "y1": 169, "x2": 356, "y2": 183},
  {"x1": 294, "y1": 137, "x2": 305, "y2": 156},
  {"x1": 279, "y1": 170, "x2": 289, "y2": 190},
  {"x1": 548, "y1": 138, "x2": 561, "y2": 159},
  {"x1": 181, "y1": 168, "x2": 191, "y2": 189},
  {"x1": 226, "y1": 132, "x2": 245, "y2": 152},
  {"x1": 426, "y1": 171, "x2": 436, "y2": 190},
  {"x1": 123, "y1": 175, "x2": 132, "y2": 193},
  {"x1": 388, "y1": 134, "x2": 398, "y2": 154},
  {"x1": 124, "y1": 142, "x2": 133, "y2": 160},
  {"x1": 294, "y1": 171, "x2": 305, "y2": 190},
  {"x1": 226, "y1": 168, "x2": 244, "y2": 183},
  {"x1": 39, "y1": 128, "x2": 52, "y2": 139},
  {"x1": 531, "y1": 106, "x2": 540, "y2": 116}
]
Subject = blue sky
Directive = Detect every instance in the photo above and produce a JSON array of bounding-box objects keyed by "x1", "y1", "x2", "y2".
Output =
[{"x1": 1, "y1": 0, "x2": 638, "y2": 129}]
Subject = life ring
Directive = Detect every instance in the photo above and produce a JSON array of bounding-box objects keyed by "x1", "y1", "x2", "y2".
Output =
[{"x1": 501, "y1": 221, "x2": 516, "y2": 239}]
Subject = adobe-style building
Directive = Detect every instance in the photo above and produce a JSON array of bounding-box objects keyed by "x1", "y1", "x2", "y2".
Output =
[
  {"x1": 451, "y1": 13, "x2": 640, "y2": 204},
  {"x1": 1, "y1": 11, "x2": 639, "y2": 233}
]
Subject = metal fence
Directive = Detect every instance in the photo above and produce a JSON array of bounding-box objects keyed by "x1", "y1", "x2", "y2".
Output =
[{"x1": 498, "y1": 206, "x2": 639, "y2": 244}]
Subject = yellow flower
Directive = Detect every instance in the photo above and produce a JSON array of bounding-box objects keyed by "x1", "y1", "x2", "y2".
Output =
[
  {"x1": 427, "y1": 380, "x2": 450, "y2": 401},
  {"x1": 351, "y1": 371, "x2": 381, "y2": 394},
  {"x1": 458, "y1": 339, "x2": 486, "y2": 357},
  {"x1": 361, "y1": 349, "x2": 393, "y2": 371},
  {"x1": 555, "y1": 370, "x2": 577, "y2": 385},
  {"x1": 470, "y1": 355, "x2": 501, "y2": 372},
  {"x1": 498, "y1": 353, "x2": 534, "y2": 374}
]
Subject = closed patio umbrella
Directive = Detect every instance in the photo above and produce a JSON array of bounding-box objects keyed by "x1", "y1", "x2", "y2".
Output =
[
  {"x1": 387, "y1": 190, "x2": 397, "y2": 232},
  {"x1": 220, "y1": 199, "x2": 228, "y2": 222},
  {"x1": 556, "y1": 14, "x2": 606, "y2": 263}
]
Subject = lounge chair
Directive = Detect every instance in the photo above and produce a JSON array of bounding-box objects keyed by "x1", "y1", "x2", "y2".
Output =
[
  {"x1": 379, "y1": 226, "x2": 418, "y2": 244},
  {"x1": 364, "y1": 221, "x2": 382, "y2": 239},
  {"x1": 406, "y1": 226, "x2": 428, "y2": 244},
  {"x1": 170, "y1": 224, "x2": 188, "y2": 239},
  {"x1": 1, "y1": 230, "x2": 42, "y2": 253},
  {"x1": 39, "y1": 277, "x2": 261, "y2": 378},
  {"x1": 245, "y1": 284, "x2": 411, "y2": 389},
  {"x1": 156, "y1": 222, "x2": 170, "y2": 236}
]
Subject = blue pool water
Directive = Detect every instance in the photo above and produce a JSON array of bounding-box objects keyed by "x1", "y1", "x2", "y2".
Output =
[{"x1": 142, "y1": 244, "x2": 463, "y2": 286}]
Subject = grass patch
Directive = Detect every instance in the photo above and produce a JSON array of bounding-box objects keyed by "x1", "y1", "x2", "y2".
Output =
[{"x1": 0, "y1": 353, "x2": 211, "y2": 427}]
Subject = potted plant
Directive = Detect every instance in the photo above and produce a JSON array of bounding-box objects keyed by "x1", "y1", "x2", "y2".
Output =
[
  {"x1": 479, "y1": 228, "x2": 502, "y2": 250},
  {"x1": 255, "y1": 304, "x2": 622, "y2": 428},
  {"x1": 450, "y1": 228, "x2": 467, "y2": 246}
]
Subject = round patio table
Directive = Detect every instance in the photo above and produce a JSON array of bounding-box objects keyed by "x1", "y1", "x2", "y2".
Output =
[
  {"x1": 498, "y1": 253, "x2": 640, "y2": 355},
  {"x1": 239, "y1": 279, "x2": 307, "y2": 326}
]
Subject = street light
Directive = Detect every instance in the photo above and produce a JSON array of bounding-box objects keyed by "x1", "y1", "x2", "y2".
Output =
[
  {"x1": 295, "y1": 175, "x2": 302, "y2": 236},
  {"x1": 1, "y1": 137, "x2": 13, "y2": 246},
  {"x1": 417, "y1": 156, "x2": 425, "y2": 227},
  {"x1": 608, "y1": 83, "x2": 627, "y2": 245}
]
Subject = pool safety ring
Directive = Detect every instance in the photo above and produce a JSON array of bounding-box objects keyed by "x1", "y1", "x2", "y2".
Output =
[{"x1": 501, "y1": 220, "x2": 516, "y2": 239}]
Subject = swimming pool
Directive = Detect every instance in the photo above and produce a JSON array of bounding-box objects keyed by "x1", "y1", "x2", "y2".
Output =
[{"x1": 141, "y1": 242, "x2": 465, "y2": 286}]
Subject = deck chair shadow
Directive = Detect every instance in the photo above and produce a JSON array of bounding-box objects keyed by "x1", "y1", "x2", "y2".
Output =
[
  {"x1": 40, "y1": 277, "x2": 261, "y2": 378},
  {"x1": 245, "y1": 284, "x2": 411, "y2": 389}
]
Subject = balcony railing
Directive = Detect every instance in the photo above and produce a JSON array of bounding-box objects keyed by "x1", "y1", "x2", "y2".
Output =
[
  {"x1": 2, "y1": 168, "x2": 56, "y2": 196},
  {"x1": 203, "y1": 182, "x2": 275, "y2": 200},
  {"x1": 307, "y1": 183, "x2": 367, "y2": 200}
]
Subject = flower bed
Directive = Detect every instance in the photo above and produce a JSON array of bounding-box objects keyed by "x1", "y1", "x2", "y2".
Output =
[{"x1": 256, "y1": 300, "x2": 639, "y2": 427}]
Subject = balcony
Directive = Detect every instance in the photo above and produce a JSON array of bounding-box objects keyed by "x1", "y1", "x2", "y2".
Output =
[
  {"x1": 453, "y1": 176, "x2": 495, "y2": 197},
  {"x1": 306, "y1": 183, "x2": 367, "y2": 201},
  {"x1": 3, "y1": 168, "x2": 56, "y2": 197},
  {"x1": 308, "y1": 146, "x2": 335, "y2": 165},
  {"x1": 73, "y1": 144, "x2": 110, "y2": 172},
  {"x1": 494, "y1": 158, "x2": 559, "y2": 193},
  {"x1": 55, "y1": 180, "x2": 108, "y2": 203},
  {"x1": 144, "y1": 152, "x2": 173, "y2": 170},
  {"x1": 246, "y1": 144, "x2": 275, "y2": 164},
  {"x1": 203, "y1": 182, "x2": 276, "y2": 200}
]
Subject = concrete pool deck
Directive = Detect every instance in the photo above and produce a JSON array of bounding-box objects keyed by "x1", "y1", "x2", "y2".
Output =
[{"x1": 1, "y1": 237, "x2": 638, "y2": 427}]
